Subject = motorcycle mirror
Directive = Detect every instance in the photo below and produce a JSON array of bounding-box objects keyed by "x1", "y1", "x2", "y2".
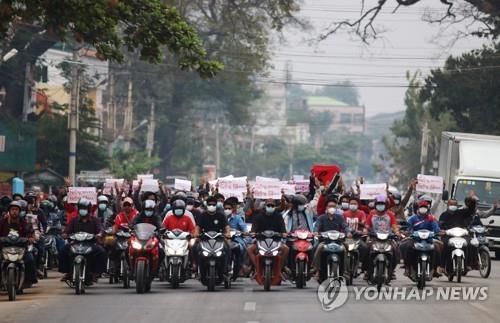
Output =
[{"x1": 489, "y1": 219, "x2": 495, "y2": 225}]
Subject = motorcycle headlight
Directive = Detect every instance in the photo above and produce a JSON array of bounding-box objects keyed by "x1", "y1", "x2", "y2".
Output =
[
  {"x1": 272, "y1": 250, "x2": 279, "y2": 256},
  {"x1": 258, "y1": 249, "x2": 266, "y2": 256},
  {"x1": 348, "y1": 244, "x2": 355, "y2": 251},
  {"x1": 202, "y1": 250, "x2": 209, "y2": 257},
  {"x1": 131, "y1": 240, "x2": 143, "y2": 250},
  {"x1": 215, "y1": 250, "x2": 222, "y2": 257}
]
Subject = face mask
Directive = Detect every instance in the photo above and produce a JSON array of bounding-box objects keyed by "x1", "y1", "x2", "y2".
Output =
[
  {"x1": 265, "y1": 207, "x2": 275, "y2": 214},
  {"x1": 368, "y1": 202, "x2": 375, "y2": 209},
  {"x1": 297, "y1": 205, "x2": 305, "y2": 212},
  {"x1": 173, "y1": 209, "x2": 183, "y2": 217},
  {"x1": 207, "y1": 205, "x2": 217, "y2": 213},
  {"x1": 448, "y1": 205, "x2": 458, "y2": 212},
  {"x1": 349, "y1": 204, "x2": 358, "y2": 211},
  {"x1": 145, "y1": 210, "x2": 154, "y2": 217},
  {"x1": 341, "y1": 202, "x2": 349, "y2": 210},
  {"x1": 327, "y1": 207, "x2": 336, "y2": 215},
  {"x1": 79, "y1": 209, "x2": 88, "y2": 217},
  {"x1": 375, "y1": 205, "x2": 385, "y2": 212},
  {"x1": 216, "y1": 202, "x2": 223, "y2": 209},
  {"x1": 224, "y1": 209, "x2": 232, "y2": 216},
  {"x1": 98, "y1": 204, "x2": 107, "y2": 211},
  {"x1": 186, "y1": 205, "x2": 194, "y2": 211},
  {"x1": 418, "y1": 207, "x2": 428, "y2": 215}
]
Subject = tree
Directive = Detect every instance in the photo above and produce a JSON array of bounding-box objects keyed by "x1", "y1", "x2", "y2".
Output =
[
  {"x1": 109, "y1": 150, "x2": 160, "y2": 180},
  {"x1": 315, "y1": 81, "x2": 360, "y2": 106},
  {"x1": 0, "y1": 0, "x2": 222, "y2": 117},
  {"x1": 320, "y1": 1, "x2": 500, "y2": 42}
]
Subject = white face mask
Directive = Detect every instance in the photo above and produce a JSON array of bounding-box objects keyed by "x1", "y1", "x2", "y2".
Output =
[
  {"x1": 79, "y1": 209, "x2": 88, "y2": 217},
  {"x1": 448, "y1": 205, "x2": 458, "y2": 212},
  {"x1": 341, "y1": 202, "x2": 349, "y2": 210},
  {"x1": 98, "y1": 204, "x2": 107, "y2": 211},
  {"x1": 375, "y1": 205, "x2": 385, "y2": 212},
  {"x1": 327, "y1": 207, "x2": 336, "y2": 215},
  {"x1": 224, "y1": 209, "x2": 232, "y2": 216},
  {"x1": 266, "y1": 207, "x2": 275, "y2": 214},
  {"x1": 207, "y1": 205, "x2": 217, "y2": 213},
  {"x1": 418, "y1": 207, "x2": 428, "y2": 215},
  {"x1": 349, "y1": 204, "x2": 358, "y2": 211},
  {"x1": 145, "y1": 210, "x2": 154, "y2": 217}
]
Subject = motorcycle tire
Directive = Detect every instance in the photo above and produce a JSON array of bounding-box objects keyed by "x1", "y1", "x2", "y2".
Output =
[
  {"x1": 417, "y1": 260, "x2": 426, "y2": 290},
  {"x1": 43, "y1": 266, "x2": 48, "y2": 279},
  {"x1": 376, "y1": 261, "x2": 384, "y2": 292},
  {"x1": 74, "y1": 262, "x2": 84, "y2": 295},
  {"x1": 171, "y1": 264, "x2": 180, "y2": 289},
  {"x1": 479, "y1": 249, "x2": 491, "y2": 278},
  {"x1": 135, "y1": 260, "x2": 147, "y2": 294},
  {"x1": 207, "y1": 264, "x2": 216, "y2": 292},
  {"x1": 330, "y1": 261, "x2": 339, "y2": 279},
  {"x1": 456, "y1": 257, "x2": 462, "y2": 283},
  {"x1": 122, "y1": 259, "x2": 130, "y2": 289},
  {"x1": 264, "y1": 263, "x2": 272, "y2": 292},
  {"x1": 7, "y1": 267, "x2": 16, "y2": 301},
  {"x1": 295, "y1": 261, "x2": 305, "y2": 289}
]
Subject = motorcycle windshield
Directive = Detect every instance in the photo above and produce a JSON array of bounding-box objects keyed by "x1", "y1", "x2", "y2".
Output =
[{"x1": 134, "y1": 223, "x2": 156, "y2": 240}]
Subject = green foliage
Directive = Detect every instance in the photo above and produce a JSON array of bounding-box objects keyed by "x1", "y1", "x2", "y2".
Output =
[
  {"x1": 314, "y1": 81, "x2": 360, "y2": 106},
  {"x1": 109, "y1": 149, "x2": 160, "y2": 180}
]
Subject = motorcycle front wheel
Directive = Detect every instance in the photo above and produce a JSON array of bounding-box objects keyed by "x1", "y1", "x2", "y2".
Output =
[
  {"x1": 264, "y1": 263, "x2": 272, "y2": 291},
  {"x1": 122, "y1": 258, "x2": 130, "y2": 289},
  {"x1": 207, "y1": 264, "x2": 216, "y2": 292},
  {"x1": 376, "y1": 261, "x2": 384, "y2": 292},
  {"x1": 479, "y1": 249, "x2": 491, "y2": 278},
  {"x1": 295, "y1": 261, "x2": 305, "y2": 289},
  {"x1": 171, "y1": 263, "x2": 180, "y2": 289},
  {"x1": 417, "y1": 260, "x2": 426, "y2": 290},
  {"x1": 135, "y1": 260, "x2": 148, "y2": 294},
  {"x1": 456, "y1": 256, "x2": 463, "y2": 283},
  {"x1": 74, "y1": 262, "x2": 84, "y2": 295},
  {"x1": 7, "y1": 267, "x2": 16, "y2": 301}
]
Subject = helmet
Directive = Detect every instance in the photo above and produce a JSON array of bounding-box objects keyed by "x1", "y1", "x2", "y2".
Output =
[
  {"x1": 8, "y1": 201, "x2": 23, "y2": 211},
  {"x1": 77, "y1": 198, "x2": 92, "y2": 209},
  {"x1": 47, "y1": 195, "x2": 58, "y2": 205},
  {"x1": 98, "y1": 195, "x2": 109, "y2": 204},
  {"x1": 172, "y1": 200, "x2": 186, "y2": 217},
  {"x1": 25, "y1": 191, "x2": 37, "y2": 202},
  {"x1": 292, "y1": 194, "x2": 307, "y2": 206},
  {"x1": 40, "y1": 199, "x2": 55, "y2": 211},
  {"x1": 418, "y1": 194, "x2": 433, "y2": 207},
  {"x1": 418, "y1": 200, "x2": 431, "y2": 208},
  {"x1": 17, "y1": 199, "x2": 27, "y2": 210},
  {"x1": 143, "y1": 199, "x2": 156, "y2": 209}
]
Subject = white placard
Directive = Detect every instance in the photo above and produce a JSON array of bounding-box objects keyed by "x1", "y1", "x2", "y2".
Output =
[
  {"x1": 256, "y1": 176, "x2": 280, "y2": 182},
  {"x1": 137, "y1": 174, "x2": 154, "y2": 181},
  {"x1": 140, "y1": 179, "x2": 159, "y2": 192},
  {"x1": 359, "y1": 184, "x2": 387, "y2": 200},
  {"x1": 417, "y1": 174, "x2": 444, "y2": 194},
  {"x1": 293, "y1": 180, "x2": 310, "y2": 193},
  {"x1": 67, "y1": 187, "x2": 97, "y2": 204},
  {"x1": 218, "y1": 176, "x2": 247, "y2": 201},
  {"x1": 292, "y1": 175, "x2": 305, "y2": 181},
  {"x1": 281, "y1": 183, "x2": 296, "y2": 195},
  {"x1": 253, "y1": 181, "x2": 282, "y2": 200},
  {"x1": 174, "y1": 178, "x2": 192, "y2": 191},
  {"x1": 103, "y1": 178, "x2": 124, "y2": 195}
]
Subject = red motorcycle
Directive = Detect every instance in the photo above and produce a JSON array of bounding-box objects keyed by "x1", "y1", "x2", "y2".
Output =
[
  {"x1": 128, "y1": 223, "x2": 160, "y2": 294},
  {"x1": 288, "y1": 229, "x2": 314, "y2": 288}
]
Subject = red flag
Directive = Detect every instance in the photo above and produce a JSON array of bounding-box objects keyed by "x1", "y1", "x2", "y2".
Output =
[{"x1": 311, "y1": 164, "x2": 341, "y2": 186}]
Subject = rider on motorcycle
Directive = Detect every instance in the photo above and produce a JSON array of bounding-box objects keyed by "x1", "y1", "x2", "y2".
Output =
[
  {"x1": 0, "y1": 201, "x2": 37, "y2": 287},
  {"x1": 400, "y1": 199, "x2": 442, "y2": 277},
  {"x1": 40, "y1": 198, "x2": 66, "y2": 252},
  {"x1": 223, "y1": 197, "x2": 248, "y2": 280},
  {"x1": 131, "y1": 200, "x2": 163, "y2": 230},
  {"x1": 162, "y1": 200, "x2": 196, "y2": 234},
  {"x1": 59, "y1": 198, "x2": 106, "y2": 282},
  {"x1": 96, "y1": 195, "x2": 114, "y2": 228},
  {"x1": 112, "y1": 197, "x2": 138, "y2": 232},
  {"x1": 363, "y1": 195, "x2": 401, "y2": 279},
  {"x1": 311, "y1": 196, "x2": 349, "y2": 277}
]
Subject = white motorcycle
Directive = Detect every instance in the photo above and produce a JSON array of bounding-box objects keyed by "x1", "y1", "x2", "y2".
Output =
[
  {"x1": 161, "y1": 229, "x2": 191, "y2": 289},
  {"x1": 445, "y1": 227, "x2": 468, "y2": 283}
]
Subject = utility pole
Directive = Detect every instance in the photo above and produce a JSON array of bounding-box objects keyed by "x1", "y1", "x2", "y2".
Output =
[
  {"x1": 215, "y1": 113, "x2": 220, "y2": 178},
  {"x1": 68, "y1": 50, "x2": 80, "y2": 186},
  {"x1": 420, "y1": 121, "x2": 430, "y2": 175},
  {"x1": 22, "y1": 63, "x2": 32, "y2": 122},
  {"x1": 146, "y1": 100, "x2": 155, "y2": 157},
  {"x1": 123, "y1": 64, "x2": 133, "y2": 152}
]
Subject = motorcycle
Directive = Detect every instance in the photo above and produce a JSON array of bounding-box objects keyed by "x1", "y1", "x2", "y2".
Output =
[
  {"x1": 288, "y1": 229, "x2": 314, "y2": 288},
  {"x1": 0, "y1": 230, "x2": 29, "y2": 301},
  {"x1": 162, "y1": 229, "x2": 190, "y2": 289},
  {"x1": 128, "y1": 223, "x2": 160, "y2": 294},
  {"x1": 43, "y1": 220, "x2": 61, "y2": 278},
  {"x1": 344, "y1": 233, "x2": 361, "y2": 286},
  {"x1": 255, "y1": 230, "x2": 283, "y2": 291},
  {"x1": 318, "y1": 230, "x2": 345, "y2": 283},
  {"x1": 469, "y1": 222, "x2": 492, "y2": 278},
  {"x1": 68, "y1": 232, "x2": 96, "y2": 295},
  {"x1": 198, "y1": 231, "x2": 230, "y2": 291},
  {"x1": 445, "y1": 227, "x2": 468, "y2": 283},
  {"x1": 368, "y1": 232, "x2": 394, "y2": 292},
  {"x1": 109, "y1": 227, "x2": 131, "y2": 288},
  {"x1": 408, "y1": 229, "x2": 435, "y2": 289},
  {"x1": 228, "y1": 229, "x2": 244, "y2": 281}
]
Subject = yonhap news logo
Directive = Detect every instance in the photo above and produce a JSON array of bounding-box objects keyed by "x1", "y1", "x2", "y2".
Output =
[{"x1": 317, "y1": 279, "x2": 488, "y2": 312}]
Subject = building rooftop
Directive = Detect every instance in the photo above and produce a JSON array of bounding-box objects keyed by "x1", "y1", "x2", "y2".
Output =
[{"x1": 307, "y1": 96, "x2": 348, "y2": 107}]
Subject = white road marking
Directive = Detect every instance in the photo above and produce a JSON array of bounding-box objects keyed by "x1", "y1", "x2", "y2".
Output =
[{"x1": 244, "y1": 302, "x2": 257, "y2": 311}]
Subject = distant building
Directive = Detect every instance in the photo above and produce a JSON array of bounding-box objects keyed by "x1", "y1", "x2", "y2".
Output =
[{"x1": 306, "y1": 96, "x2": 365, "y2": 133}]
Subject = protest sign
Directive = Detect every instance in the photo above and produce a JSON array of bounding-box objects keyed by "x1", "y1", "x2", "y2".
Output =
[
  {"x1": 253, "y1": 181, "x2": 282, "y2": 200},
  {"x1": 218, "y1": 176, "x2": 247, "y2": 201},
  {"x1": 256, "y1": 176, "x2": 280, "y2": 182},
  {"x1": 137, "y1": 174, "x2": 153, "y2": 181},
  {"x1": 281, "y1": 183, "x2": 296, "y2": 195},
  {"x1": 140, "y1": 179, "x2": 159, "y2": 192},
  {"x1": 174, "y1": 178, "x2": 192, "y2": 191},
  {"x1": 417, "y1": 174, "x2": 444, "y2": 194},
  {"x1": 67, "y1": 187, "x2": 97, "y2": 204},
  {"x1": 294, "y1": 180, "x2": 310, "y2": 193},
  {"x1": 359, "y1": 184, "x2": 387, "y2": 200}
]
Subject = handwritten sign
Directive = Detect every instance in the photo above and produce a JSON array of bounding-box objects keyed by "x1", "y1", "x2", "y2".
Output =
[
  {"x1": 359, "y1": 184, "x2": 386, "y2": 200},
  {"x1": 417, "y1": 174, "x2": 444, "y2": 194},
  {"x1": 281, "y1": 183, "x2": 296, "y2": 195},
  {"x1": 253, "y1": 181, "x2": 282, "y2": 200},
  {"x1": 103, "y1": 179, "x2": 124, "y2": 195},
  {"x1": 219, "y1": 176, "x2": 247, "y2": 201},
  {"x1": 140, "y1": 179, "x2": 159, "y2": 193},
  {"x1": 174, "y1": 178, "x2": 192, "y2": 191},
  {"x1": 137, "y1": 174, "x2": 153, "y2": 181},
  {"x1": 256, "y1": 176, "x2": 280, "y2": 182},
  {"x1": 293, "y1": 180, "x2": 310, "y2": 193},
  {"x1": 67, "y1": 187, "x2": 97, "y2": 204}
]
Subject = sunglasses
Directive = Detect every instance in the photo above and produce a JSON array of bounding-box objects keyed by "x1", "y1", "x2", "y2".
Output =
[{"x1": 123, "y1": 203, "x2": 132, "y2": 207}]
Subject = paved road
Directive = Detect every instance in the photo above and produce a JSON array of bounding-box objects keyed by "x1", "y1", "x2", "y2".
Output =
[{"x1": 1, "y1": 261, "x2": 499, "y2": 323}]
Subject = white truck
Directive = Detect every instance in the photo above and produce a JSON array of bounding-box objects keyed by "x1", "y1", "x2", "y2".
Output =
[{"x1": 438, "y1": 132, "x2": 500, "y2": 259}]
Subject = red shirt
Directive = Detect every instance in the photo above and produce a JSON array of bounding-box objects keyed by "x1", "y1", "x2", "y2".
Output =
[
  {"x1": 114, "y1": 209, "x2": 139, "y2": 228},
  {"x1": 162, "y1": 214, "x2": 195, "y2": 234},
  {"x1": 343, "y1": 210, "x2": 366, "y2": 231},
  {"x1": 365, "y1": 210, "x2": 397, "y2": 231}
]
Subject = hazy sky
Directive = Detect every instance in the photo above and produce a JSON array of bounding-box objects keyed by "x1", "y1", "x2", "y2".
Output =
[{"x1": 271, "y1": 0, "x2": 489, "y2": 117}]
